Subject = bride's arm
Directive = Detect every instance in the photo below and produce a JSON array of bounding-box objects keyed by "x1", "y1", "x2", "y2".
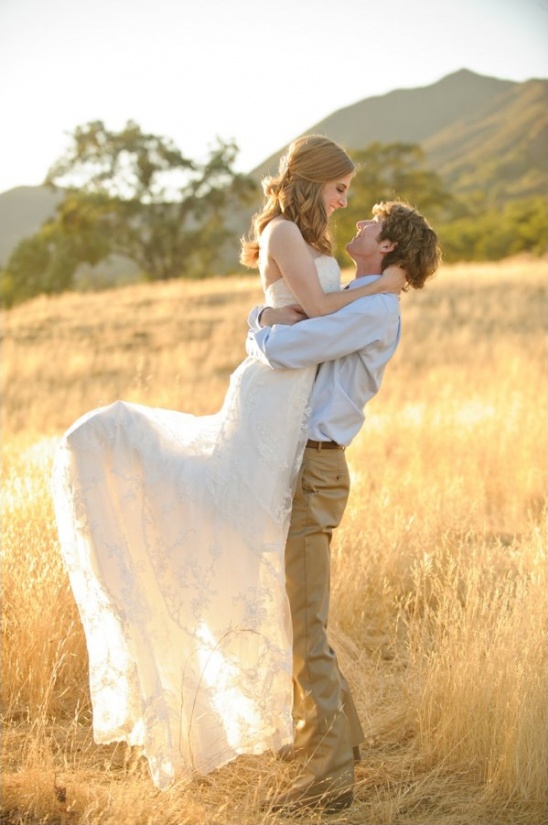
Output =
[{"x1": 265, "y1": 220, "x2": 405, "y2": 318}]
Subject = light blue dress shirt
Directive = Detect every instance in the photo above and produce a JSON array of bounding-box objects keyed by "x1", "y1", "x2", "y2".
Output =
[{"x1": 246, "y1": 275, "x2": 401, "y2": 447}]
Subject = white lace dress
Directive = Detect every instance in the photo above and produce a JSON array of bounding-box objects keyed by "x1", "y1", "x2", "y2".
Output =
[{"x1": 52, "y1": 256, "x2": 341, "y2": 788}]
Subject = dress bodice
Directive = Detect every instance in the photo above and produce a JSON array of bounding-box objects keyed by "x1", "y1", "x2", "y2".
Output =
[{"x1": 264, "y1": 256, "x2": 341, "y2": 308}]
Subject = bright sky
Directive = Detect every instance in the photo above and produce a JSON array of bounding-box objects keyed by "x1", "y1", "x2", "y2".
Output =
[{"x1": 1, "y1": 0, "x2": 547, "y2": 193}]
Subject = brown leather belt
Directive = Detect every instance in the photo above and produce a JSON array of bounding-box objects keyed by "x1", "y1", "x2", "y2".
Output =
[{"x1": 306, "y1": 439, "x2": 344, "y2": 450}]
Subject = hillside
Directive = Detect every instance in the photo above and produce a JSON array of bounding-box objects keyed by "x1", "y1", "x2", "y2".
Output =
[
  {"x1": 256, "y1": 69, "x2": 514, "y2": 173},
  {"x1": 0, "y1": 186, "x2": 62, "y2": 264},
  {"x1": 1, "y1": 69, "x2": 546, "y2": 268},
  {"x1": 421, "y1": 76, "x2": 547, "y2": 197},
  {"x1": 256, "y1": 69, "x2": 547, "y2": 200}
]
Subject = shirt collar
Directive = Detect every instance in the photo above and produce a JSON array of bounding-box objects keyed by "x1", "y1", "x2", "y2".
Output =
[{"x1": 347, "y1": 274, "x2": 381, "y2": 289}]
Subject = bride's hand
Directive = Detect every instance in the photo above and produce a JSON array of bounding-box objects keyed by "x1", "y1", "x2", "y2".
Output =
[
  {"x1": 377, "y1": 265, "x2": 408, "y2": 293},
  {"x1": 260, "y1": 305, "x2": 308, "y2": 327}
]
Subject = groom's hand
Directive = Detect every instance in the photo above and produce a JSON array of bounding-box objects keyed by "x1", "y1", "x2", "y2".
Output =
[{"x1": 259, "y1": 304, "x2": 308, "y2": 327}]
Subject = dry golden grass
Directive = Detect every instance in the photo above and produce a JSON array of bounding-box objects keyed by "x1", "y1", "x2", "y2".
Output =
[{"x1": 1, "y1": 256, "x2": 546, "y2": 824}]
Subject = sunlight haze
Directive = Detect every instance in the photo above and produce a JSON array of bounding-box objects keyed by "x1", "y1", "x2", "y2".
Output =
[{"x1": 0, "y1": 0, "x2": 547, "y2": 193}]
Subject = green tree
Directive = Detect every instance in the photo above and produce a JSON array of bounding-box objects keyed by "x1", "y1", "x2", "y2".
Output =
[
  {"x1": 1, "y1": 235, "x2": 52, "y2": 308},
  {"x1": 1, "y1": 190, "x2": 114, "y2": 307},
  {"x1": 45, "y1": 121, "x2": 257, "y2": 281},
  {"x1": 332, "y1": 142, "x2": 453, "y2": 261},
  {"x1": 2, "y1": 121, "x2": 257, "y2": 306},
  {"x1": 437, "y1": 196, "x2": 547, "y2": 262}
]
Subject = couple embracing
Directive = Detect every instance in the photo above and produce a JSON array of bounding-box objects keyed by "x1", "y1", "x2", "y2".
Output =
[{"x1": 53, "y1": 135, "x2": 440, "y2": 814}]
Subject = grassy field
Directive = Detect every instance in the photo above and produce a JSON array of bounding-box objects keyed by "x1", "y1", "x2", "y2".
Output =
[{"x1": 1, "y1": 257, "x2": 546, "y2": 825}]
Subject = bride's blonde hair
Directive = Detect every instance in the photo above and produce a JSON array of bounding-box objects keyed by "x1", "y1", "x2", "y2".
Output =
[{"x1": 240, "y1": 135, "x2": 355, "y2": 267}]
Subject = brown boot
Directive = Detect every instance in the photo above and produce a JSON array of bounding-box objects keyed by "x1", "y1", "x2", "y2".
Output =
[{"x1": 265, "y1": 762, "x2": 354, "y2": 814}]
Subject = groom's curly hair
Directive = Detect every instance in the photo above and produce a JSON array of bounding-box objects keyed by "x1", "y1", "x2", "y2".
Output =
[
  {"x1": 374, "y1": 201, "x2": 441, "y2": 290},
  {"x1": 240, "y1": 135, "x2": 355, "y2": 268}
]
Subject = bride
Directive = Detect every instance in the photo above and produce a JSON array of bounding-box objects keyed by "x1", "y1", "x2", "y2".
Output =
[{"x1": 53, "y1": 135, "x2": 402, "y2": 788}]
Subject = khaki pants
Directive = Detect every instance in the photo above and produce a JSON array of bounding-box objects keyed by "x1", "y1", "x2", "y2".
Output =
[{"x1": 285, "y1": 445, "x2": 364, "y2": 786}]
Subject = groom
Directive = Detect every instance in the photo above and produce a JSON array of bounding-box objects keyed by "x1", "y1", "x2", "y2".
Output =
[{"x1": 246, "y1": 200, "x2": 441, "y2": 814}]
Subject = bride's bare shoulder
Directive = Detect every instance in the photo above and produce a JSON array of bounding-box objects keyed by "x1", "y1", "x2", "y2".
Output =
[{"x1": 261, "y1": 217, "x2": 304, "y2": 249}]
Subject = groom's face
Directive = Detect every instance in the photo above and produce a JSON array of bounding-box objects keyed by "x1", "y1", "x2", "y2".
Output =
[{"x1": 345, "y1": 215, "x2": 384, "y2": 259}]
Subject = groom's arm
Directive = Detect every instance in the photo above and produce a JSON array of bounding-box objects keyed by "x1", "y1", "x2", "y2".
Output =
[{"x1": 246, "y1": 295, "x2": 399, "y2": 369}]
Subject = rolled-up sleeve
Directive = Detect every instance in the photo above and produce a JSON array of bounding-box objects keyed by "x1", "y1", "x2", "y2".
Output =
[{"x1": 246, "y1": 305, "x2": 266, "y2": 332}]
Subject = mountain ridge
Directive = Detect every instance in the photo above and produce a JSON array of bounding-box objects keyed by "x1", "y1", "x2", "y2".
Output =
[
  {"x1": 253, "y1": 69, "x2": 546, "y2": 195},
  {"x1": 255, "y1": 68, "x2": 518, "y2": 175}
]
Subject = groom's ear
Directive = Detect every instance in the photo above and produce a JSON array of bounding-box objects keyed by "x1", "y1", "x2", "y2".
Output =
[{"x1": 379, "y1": 239, "x2": 397, "y2": 253}]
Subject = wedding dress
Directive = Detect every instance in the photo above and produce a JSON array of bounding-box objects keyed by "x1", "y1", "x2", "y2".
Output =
[{"x1": 52, "y1": 256, "x2": 341, "y2": 788}]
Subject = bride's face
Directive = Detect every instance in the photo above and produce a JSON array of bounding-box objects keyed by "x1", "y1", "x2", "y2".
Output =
[{"x1": 322, "y1": 174, "x2": 353, "y2": 217}]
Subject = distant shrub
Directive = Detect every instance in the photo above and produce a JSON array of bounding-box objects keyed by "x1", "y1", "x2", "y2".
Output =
[{"x1": 438, "y1": 196, "x2": 547, "y2": 262}]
